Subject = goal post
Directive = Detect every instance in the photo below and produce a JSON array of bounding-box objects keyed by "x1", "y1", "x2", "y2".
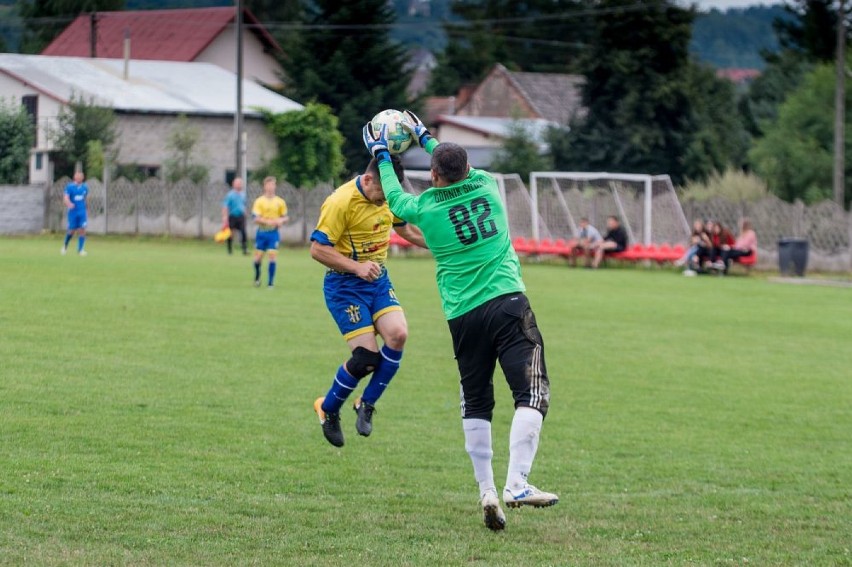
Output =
[{"x1": 529, "y1": 172, "x2": 690, "y2": 245}]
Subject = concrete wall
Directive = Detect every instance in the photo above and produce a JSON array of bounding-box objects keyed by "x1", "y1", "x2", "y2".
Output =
[
  {"x1": 0, "y1": 185, "x2": 45, "y2": 234},
  {"x1": 114, "y1": 113, "x2": 278, "y2": 184}
]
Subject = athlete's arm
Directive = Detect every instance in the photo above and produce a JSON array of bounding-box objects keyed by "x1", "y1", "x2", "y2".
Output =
[
  {"x1": 310, "y1": 241, "x2": 382, "y2": 282},
  {"x1": 394, "y1": 223, "x2": 427, "y2": 249},
  {"x1": 63, "y1": 190, "x2": 74, "y2": 209}
]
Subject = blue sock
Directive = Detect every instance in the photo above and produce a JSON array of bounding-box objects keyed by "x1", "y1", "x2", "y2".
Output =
[
  {"x1": 268, "y1": 261, "x2": 276, "y2": 285},
  {"x1": 254, "y1": 261, "x2": 261, "y2": 281},
  {"x1": 63, "y1": 233, "x2": 72, "y2": 248},
  {"x1": 322, "y1": 365, "x2": 359, "y2": 414},
  {"x1": 362, "y1": 345, "x2": 402, "y2": 405},
  {"x1": 77, "y1": 236, "x2": 86, "y2": 252}
]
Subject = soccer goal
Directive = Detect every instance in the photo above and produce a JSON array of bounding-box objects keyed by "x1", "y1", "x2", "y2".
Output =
[{"x1": 529, "y1": 172, "x2": 691, "y2": 245}]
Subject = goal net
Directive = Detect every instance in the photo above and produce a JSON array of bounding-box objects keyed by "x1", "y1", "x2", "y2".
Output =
[{"x1": 529, "y1": 172, "x2": 690, "y2": 245}]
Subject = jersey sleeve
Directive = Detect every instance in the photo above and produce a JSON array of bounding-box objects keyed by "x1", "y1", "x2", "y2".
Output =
[
  {"x1": 251, "y1": 198, "x2": 262, "y2": 218},
  {"x1": 279, "y1": 198, "x2": 288, "y2": 217}
]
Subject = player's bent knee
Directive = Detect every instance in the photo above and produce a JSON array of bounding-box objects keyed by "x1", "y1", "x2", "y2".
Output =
[
  {"x1": 346, "y1": 346, "x2": 382, "y2": 379},
  {"x1": 383, "y1": 326, "x2": 408, "y2": 349}
]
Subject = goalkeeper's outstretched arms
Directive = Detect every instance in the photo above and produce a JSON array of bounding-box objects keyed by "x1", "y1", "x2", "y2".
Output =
[
  {"x1": 362, "y1": 122, "x2": 419, "y2": 222},
  {"x1": 402, "y1": 110, "x2": 439, "y2": 155}
]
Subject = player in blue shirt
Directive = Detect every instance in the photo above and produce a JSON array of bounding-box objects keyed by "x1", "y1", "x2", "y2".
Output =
[
  {"x1": 221, "y1": 177, "x2": 248, "y2": 255},
  {"x1": 62, "y1": 171, "x2": 89, "y2": 256}
]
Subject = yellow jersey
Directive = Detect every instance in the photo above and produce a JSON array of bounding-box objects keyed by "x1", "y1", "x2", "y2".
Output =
[
  {"x1": 252, "y1": 195, "x2": 287, "y2": 231},
  {"x1": 311, "y1": 177, "x2": 406, "y2": 264}
]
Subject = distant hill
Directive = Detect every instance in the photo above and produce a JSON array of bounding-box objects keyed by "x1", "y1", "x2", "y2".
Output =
[{"x1": 691, "y1": 5, "x2": 789, "y2": 69}]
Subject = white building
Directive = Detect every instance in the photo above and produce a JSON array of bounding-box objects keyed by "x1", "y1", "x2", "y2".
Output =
[{"x1": 0, "y1": 54, "x2": 303, "y2": 184}]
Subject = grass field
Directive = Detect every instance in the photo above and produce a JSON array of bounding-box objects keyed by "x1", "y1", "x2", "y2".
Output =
[{"x1": 1, "y1": 236, "x2": 850, "y2": 566}]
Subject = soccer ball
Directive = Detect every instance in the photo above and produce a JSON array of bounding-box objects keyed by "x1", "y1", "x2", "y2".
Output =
[{"x1": 371, "y1": 109, "x2": 413, "y2": 155}]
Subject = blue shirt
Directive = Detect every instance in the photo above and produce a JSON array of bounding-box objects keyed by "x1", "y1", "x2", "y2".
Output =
[
  {"x1": 64, "y1": 182, "x2": 88, "y2": 213},
  {"x1": 223, "y1": 190, "x2": 247, "y2": 216}
]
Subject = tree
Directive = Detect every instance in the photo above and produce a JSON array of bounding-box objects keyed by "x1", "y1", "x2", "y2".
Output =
[
  {"x1": 739, "y1": 51, "x2": 813, "y2": 138},
  {"x1": 278, "y1": 0, "x2": 411, "y2": 174},
  {"x1": 774, "y1": 0, "x2": 848, "y2": 62},
  {"x1": 749, "y1": 62, "x2": 852, "y2": 205},
  {"x1": 260, "y1": 102, "x2": 345, "y2": 241},
  {"x1": 489, "y1": 119, "x2": 553, "y2": 181},
  {"x1": 429, "y1": 0, "x2": 589, "y2": 96},
  {"x1": 52, "y1": 94, "x2": 117, "y2": 179},
  {"x1": 163, "y1": 115, "x2": 208, "y2": 184},
  {"x1": 0, "y1": 99, "x2": 34, "y2": 184},
  {"x1": 18, "y1": 0, "x2": 124, "y2": 54},
  {"x1": 549, "y1": 0, "x2": 745, "y2": 184}
]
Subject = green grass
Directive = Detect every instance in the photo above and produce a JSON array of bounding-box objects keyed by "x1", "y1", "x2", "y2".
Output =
[{"x1": 1, "y1": 236, "x2": 850, "y2": 566}]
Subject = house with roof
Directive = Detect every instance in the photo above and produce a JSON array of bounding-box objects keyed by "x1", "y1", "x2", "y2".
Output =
[
  {"x1": 41, "y1": 7, "x2": 283, "y2": 87},
  {"x1": 403, "y1": 63, "x2": 583, "y2": 170},
  {"x1": 0, "y1": 54, "x2": 302, "y2": 184}
]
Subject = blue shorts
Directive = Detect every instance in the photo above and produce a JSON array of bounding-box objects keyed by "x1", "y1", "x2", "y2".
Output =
[
  {"x1": 324, "y1": 269, "x2": 403, "y2": 341},
  {"x1": 68, "y1": 210, "x2": 87, "y2": 230},
  {"x1": 255, "y1": 230, "x2": 280, "y2": 251}
]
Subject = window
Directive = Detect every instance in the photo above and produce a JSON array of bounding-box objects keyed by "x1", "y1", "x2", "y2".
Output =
[{"x1": 35, "y1": 152, "x2": 43, "y2": 170}]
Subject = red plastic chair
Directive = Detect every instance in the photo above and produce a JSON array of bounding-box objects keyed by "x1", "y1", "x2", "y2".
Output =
[{"x1": 538, "y1": 238, "x2": 557, "y2": 255}]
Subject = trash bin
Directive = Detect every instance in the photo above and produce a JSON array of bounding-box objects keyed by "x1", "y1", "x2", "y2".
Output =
[{"x1": 778, "y1": 237, "x2": 809, "y2": 277}]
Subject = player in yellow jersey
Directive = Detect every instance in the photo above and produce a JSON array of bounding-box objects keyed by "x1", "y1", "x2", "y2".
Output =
[
  {"x1": 310, "y1": 156, "x2": 426, "y2": 447},
  {"x1": 251, "y1": 176, "x2": 289, "y2": 288}
]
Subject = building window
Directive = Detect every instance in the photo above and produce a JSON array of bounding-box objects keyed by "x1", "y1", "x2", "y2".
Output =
[
  {"x1": 35, "y1": 152, "x2": 43, "y2": 170},
  {"x1": 22, "y1": 95, "x2": 38, "y2": 147}
]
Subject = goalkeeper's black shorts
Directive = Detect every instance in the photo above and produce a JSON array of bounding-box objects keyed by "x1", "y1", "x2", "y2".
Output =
[{"x1": 448, "y1": 292, "x2": 550, "y2": 421}]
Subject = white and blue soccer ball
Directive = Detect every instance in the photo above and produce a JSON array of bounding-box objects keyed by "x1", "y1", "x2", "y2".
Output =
[{"x1": 371, "y1": 109, "x2": 413, "y2": 155}]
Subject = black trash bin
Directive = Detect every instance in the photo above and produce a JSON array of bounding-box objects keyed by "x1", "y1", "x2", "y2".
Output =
[{"x1": 778, "y1": 237, "x2": 809, "y2": 277}]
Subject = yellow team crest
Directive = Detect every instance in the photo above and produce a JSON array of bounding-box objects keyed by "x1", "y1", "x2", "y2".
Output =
[{"x1": 345, "y1": 304, "x2": 362, "y2": 324}]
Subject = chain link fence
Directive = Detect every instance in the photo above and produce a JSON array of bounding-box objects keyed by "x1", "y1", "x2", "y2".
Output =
[
  {"x1": 45, "y1": 177, "x2": 335, "y2": 243},
  {"x1": 40, "y1": 175, "x2": 852, "y2": 271}
]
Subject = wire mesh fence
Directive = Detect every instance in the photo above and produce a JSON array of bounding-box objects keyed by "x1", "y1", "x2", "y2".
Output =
[
  {"x1": 46, "y1": 177, "x2": 335, "y2": 243},
  {"x1": 41, "y1": 173, "x2": 852, "y2": 271}
]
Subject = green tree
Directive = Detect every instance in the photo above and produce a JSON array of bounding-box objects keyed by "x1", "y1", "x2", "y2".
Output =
[
  {"x1": 0, "y1": 98, "x2": 34, "y2": 184},
  {"x1": 739, "y1": 51, "x2": 812, "y2": 138},
  {"x1": 489, "y1": 119, "x2": 553, "y2": 181},
  {"x1": 749, "y1": 62, "x2": 852, "y2": 205},
  {"x1": 260, "y1": 102, "x2": 345, "y2": 241},
  {"x1": 163, "y1": 115, "x2": 208, "y2": 184},
  {"x1": 549, "y1": 0, "x2": 744, "y2": 184},
  {"x1": 278, "y1": 0, "x2": 411, "y2": 174},
  {"x1": 429, "y1": 0, "x2": 588, "y2": 96},
  {"x1": 52, "y1": 93, "x2": 117, "y2": 179},
  {"x1": 18, "y1": 0, "x2": 124, "y2": 54},
  {"x1": 774, "y1": 0, "x2": 848, "y2": 62}
]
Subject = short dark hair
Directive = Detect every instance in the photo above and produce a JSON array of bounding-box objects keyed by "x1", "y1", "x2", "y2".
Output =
[
  {"x1": 366, "y1": 155, "x2": 404, "y2": 183},
  {"x1": 607, "y1": 215, "x2": 620, "y2": 224},
  {"x1": 431, "y1": 143, "x2": 468, "y2": 184}
]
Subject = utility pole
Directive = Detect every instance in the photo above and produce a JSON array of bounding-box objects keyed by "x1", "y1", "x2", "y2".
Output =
[
  {"x1": 89, "y1": 12, "x2": 97, "y2": 58},
  {"x1": 234, "y1": 0, "x2": 245, "y2": 183},
  {"x1": 834, "y1": 0, "x2": 846, "y2": 208}
]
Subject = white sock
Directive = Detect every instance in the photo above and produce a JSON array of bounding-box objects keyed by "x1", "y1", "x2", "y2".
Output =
[
  {"x1": 506, "y1": 407, "x2": 543, "y2": 491},
  {"x1": 463, "y1": 418, "x2": 495, "y2": 497}
]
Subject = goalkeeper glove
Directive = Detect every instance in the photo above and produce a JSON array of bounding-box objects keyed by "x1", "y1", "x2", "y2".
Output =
[
  {"x1": 402, "y1": 110, "x2": 433, "y2": 148},
  {"x1": 362, "y1": 122, "x2": 391, "y2": 162}
]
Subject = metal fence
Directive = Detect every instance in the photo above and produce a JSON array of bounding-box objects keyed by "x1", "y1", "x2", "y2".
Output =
[
  {"x1": 41, "y1": 176, "x2": 852, "y2": 272},
  {"x1": 45, "y1": 177, "x2": 335, "y2": 243}
]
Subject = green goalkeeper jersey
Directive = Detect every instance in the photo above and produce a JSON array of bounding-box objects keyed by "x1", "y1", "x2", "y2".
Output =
[{"x1": 379, "y1": 141, "x2": 525, "y2": 320}]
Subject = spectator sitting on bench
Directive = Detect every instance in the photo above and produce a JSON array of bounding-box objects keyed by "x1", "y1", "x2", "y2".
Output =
[
  {"x1": 676, "y1": 219, "x2": 710, "y2": 268},
  {"x1": 720, "y1": 218, "x2": 757, "y2": 275},
  {"x1": 708, "y1": 220, "x2": 735, "y2": 270},
  {"x1": 571, "y1": 217, "x2": 602, "y2": 267},
  {"x1": 591, "y1": 215, "x2": 628, "y2": 269},
  {"x1": 687, "y1": 219, "x2": 724, "y2": 274}
]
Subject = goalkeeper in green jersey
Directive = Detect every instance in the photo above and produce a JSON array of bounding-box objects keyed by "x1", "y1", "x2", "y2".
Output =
[{"x1": 363, "y1": 111, "x2": 559, "y2": 532}]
